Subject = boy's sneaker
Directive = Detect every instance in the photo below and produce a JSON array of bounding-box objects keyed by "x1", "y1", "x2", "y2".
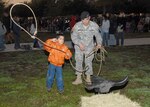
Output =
[
  {"x1": 47, "y1": 88, "x2": 51, "y2": 92},
  {"x1": 58, "y1": 90, "x2": 64, "y2": 94}
]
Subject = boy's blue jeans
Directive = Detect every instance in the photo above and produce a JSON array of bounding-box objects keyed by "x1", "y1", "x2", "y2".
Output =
[{"x1": 46, "y1": 63, "x2": 64, "y2": 91}]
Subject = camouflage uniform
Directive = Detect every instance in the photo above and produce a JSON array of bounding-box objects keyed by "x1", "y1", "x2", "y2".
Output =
[{"x1": 71, "y1": 21, "x2": 102, "y2": 75}]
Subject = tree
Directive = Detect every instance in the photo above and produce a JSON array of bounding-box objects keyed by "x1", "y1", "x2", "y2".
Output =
[
  {"x1": 30, "y1": 0, "x2": 48, "y2": 17},
  {"x1": 62, "y1": 0, "x2": 94, "y2": 15},
  {"x1": 29, "y1": 0, "x2": 150, "y2": 17}
]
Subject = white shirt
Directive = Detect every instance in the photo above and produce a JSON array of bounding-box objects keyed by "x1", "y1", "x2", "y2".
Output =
[
  {"x1": 30, "y1": 23, "x2": 36, "y2": 35},
  {"x1": 101, "y1": 19, "x2": 110, "y2": 33}
]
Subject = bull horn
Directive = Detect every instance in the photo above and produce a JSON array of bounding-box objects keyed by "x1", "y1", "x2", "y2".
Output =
[{"x1": 113, "y1": 76, "x2": 128, "y2": 87}]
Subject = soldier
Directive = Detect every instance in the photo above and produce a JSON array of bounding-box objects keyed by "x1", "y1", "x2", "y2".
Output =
[{"x1": 71, "y1": 11, "x2": 102, "y2": 85}]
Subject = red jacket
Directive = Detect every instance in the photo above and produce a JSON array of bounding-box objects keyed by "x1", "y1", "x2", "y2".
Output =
[{"x1": 44, "y1": 39, "x2": 72, "y2": 66}]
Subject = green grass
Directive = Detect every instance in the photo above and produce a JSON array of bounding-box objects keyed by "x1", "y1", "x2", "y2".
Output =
[{"x1": 0, "y1": 46, "x2": 150, "y2": 107}]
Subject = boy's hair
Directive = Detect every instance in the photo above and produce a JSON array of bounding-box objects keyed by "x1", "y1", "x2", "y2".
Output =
[{"x1": 56, "y1": 35, "x2": 64, "y2": 39}]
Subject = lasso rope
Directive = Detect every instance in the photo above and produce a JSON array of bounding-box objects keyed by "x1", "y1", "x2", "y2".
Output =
[
  {"x1": 10, "y1": 3, "x2": 59, "y2": 51},
  {"x1": 9, "y1": 3, "x2": 87, "y2": 73},
  {"x1": 75, "y1": 47, "x2": 107, "y2": 85},
  {"x1": 86, "y1": 46, "x2": 107, "y2": 76},
  {"x1": 94, "y1": 47, "x2": 107, "y2": 76}
]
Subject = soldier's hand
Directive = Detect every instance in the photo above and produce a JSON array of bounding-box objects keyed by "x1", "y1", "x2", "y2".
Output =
[
  {"x1": 96, "y1": 44, "x2": 101, "y2": 49},
  {"x1": 79, "y1": 43, "x2": 85, "y2": 51}
]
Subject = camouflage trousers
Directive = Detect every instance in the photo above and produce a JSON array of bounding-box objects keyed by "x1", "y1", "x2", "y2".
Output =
[{"x1": 74, "y1": 46, "x2": 94, "y2": 76}]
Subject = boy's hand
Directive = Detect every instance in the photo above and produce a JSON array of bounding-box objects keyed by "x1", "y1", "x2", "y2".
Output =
[
  {"x1": 66, "y1": 53, "x2": 70, "y2": 56},
  {"x1": 66, "y1": 53, "x2": 71, "y2": 59},
  {"x1": 51, "y1": 38, "x2": 57, "y2": 42}
]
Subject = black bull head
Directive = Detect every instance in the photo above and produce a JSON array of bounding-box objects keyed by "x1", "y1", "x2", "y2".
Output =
[{"x1": 85, "y1": 75, "x2": 128, "y2": 93}]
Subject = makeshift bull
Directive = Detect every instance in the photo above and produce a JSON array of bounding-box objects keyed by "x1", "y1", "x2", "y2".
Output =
[{"x1": 85, "y1": 75, "x2": 128, "y2": 93}]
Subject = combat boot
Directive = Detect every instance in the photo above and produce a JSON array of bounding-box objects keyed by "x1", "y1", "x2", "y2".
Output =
[
  {"x1": 72, "y1": 74, "x2": 82, "y2": 85},
  {"x1": 86, "y1": 75, "x2": 92, "y2": 85}
]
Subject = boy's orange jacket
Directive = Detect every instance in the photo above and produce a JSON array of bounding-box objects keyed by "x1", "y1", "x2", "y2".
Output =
[{"x1": 44, "y1": 39, "x2": 72, "y2": 66}]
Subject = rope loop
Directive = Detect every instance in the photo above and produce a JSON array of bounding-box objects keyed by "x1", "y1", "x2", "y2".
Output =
[{"x1": 10, "y1": 3, "x2": 87, "y2": 73}]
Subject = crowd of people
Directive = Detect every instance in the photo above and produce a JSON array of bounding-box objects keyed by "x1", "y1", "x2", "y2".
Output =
[
  {"x1": 1, "y1": 11, "x2": 150, "y2": 45},
  {"x1": 0, "y1": 11, "x2": 21, "y2": 51},
  {"x1": 20, "y1": 12, "x2": 150, "y2": 34},
  {"x1": 1, "y1": 10, "x2": 150, "y2": 51}
]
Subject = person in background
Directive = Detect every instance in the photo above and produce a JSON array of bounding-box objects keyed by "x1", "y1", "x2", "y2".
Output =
[
  {"x1": 108, "y1": 14, "x2": 117, "y2": 46},
  {"x1": 0, "y1": 20, "x2": 7, "y2": 51},
  {"x1": 101, "y1": 15, "x2": 110, "y2": 47},
  {"x1": 30, "y1": 20, "x2": 40, "y2": 48},
  {"x1": 116, "y1": 12, "x2": 126, "y2": 46},
  {"x1": 12, "y1": 15, "x2": 21, "y2": 49},
  {"x1": 70, "y1": 15, "x2": 77, "y2": 29},
  {"x1": 116, "y1": 23, "x2": 124, "y2": 46},
  {"x1": 2, "y1": 11, "x2": 14, "y2": 44}
]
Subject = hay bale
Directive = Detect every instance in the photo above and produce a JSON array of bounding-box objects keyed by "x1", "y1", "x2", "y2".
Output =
[{"x1": 81, "y1": 92, "x2": 141, "y2": 107}]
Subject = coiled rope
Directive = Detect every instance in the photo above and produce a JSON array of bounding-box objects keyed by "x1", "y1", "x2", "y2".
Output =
[{"x1": 88, "y1": 46, "x2": 107, "y2": 76}]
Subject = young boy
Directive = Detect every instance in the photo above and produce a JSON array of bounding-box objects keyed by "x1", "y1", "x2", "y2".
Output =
[{"x1": 44, "y1": 35, "x2": 72, "y2": 93}]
